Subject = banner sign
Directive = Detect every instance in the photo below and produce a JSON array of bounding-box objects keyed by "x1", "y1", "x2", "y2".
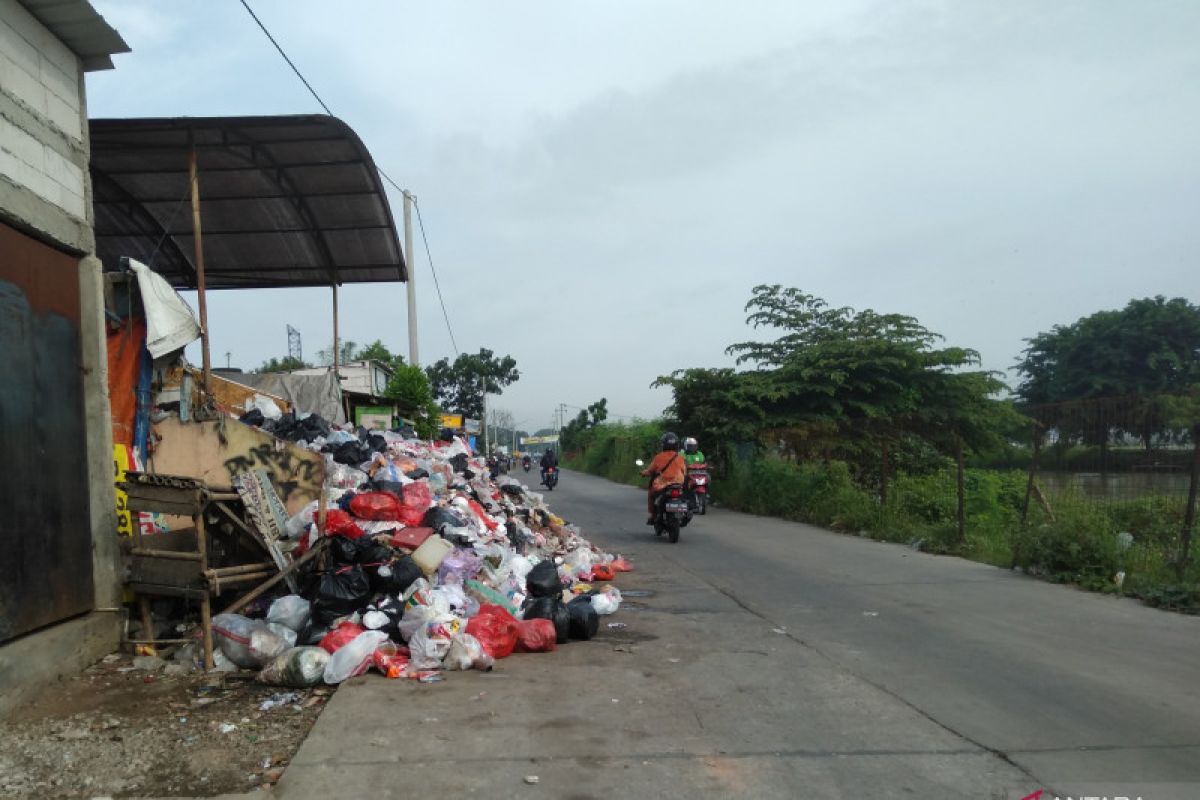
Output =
[
  {"x1": 440, "y1": 413, "x2": 464, "y2": 429},
  {"x1": 521, "y1": 435, "x2": 560, "y2": 446}
]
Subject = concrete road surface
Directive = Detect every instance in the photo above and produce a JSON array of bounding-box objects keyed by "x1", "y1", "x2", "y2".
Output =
[{"x1": 272, "y1": 470, "x2": 1200, "y2": 800}]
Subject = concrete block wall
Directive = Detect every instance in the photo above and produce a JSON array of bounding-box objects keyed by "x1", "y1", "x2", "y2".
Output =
[{"x1": 0, "y1": 0, "x2": 91, "y2": 251}]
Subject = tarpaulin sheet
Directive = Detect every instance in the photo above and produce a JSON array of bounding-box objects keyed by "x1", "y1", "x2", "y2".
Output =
[
  {"x1": 233, "y1": 371, "x2": 347, "y2": 425},
  {"x1": 129, "y1": 258, "x2": 201, "y2": 358},
  {"x1": 106, "y1": 317, "x2": 145, "y2": 447}
]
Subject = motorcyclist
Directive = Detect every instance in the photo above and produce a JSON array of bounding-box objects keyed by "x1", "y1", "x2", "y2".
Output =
[
  {"x1": 522, "y1": 453, "x2": 532, "y2": 471},
  {"x1": 640, "y1": 432, "x2": 687, "y2": 525},
  {"x1": 683, "y1": 437, "x2": 706, "y2": 466},
  {"x1": 540, "y1": 448, "x2": 558, "y2": 484}
]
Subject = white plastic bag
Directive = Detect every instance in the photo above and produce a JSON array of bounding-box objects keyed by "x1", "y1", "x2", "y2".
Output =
[
  {"x1": 259, "y1": 646, "x2": 329, "y2": 687},
  {"x1": 266, "y1": 595, "x2": 311, "y2": 632},
  {"x1": 323, "y1": 630, "x2": 389, "y2": 684},
  {"x1": 245, "y1": 393, "x2": 283, "y2": 421},
  {"x1": 284, "y1": 501, "x2": 318, "y2": 540},
  {"x1": 407, "y1": 618, "x2": 460, "y2": 670},
  {"x1": 443, "y1": 633, "x2": 494, "y2": 671},
  {"x1": 266, "y1": 622, "x2": 298, "y2": 648},
  {"x1": 591, "y1": 586, "x2": 622, "y2": 615},
  {"x1": 212, "y1": 613, "x2": 290, "y2": 669}
]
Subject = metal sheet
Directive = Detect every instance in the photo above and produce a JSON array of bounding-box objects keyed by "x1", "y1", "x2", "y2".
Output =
[{"x1": 0, "y1": 221, "x2": 94, "y2": 643}]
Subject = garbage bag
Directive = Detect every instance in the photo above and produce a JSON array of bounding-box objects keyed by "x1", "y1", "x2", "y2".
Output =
[
  {"x1": 319, "y1": 621, "x2": 367, "y2": 653},
  {"x1": 443, "y1": 633, "x2": 494, "y2": 671},
  {"x1": 267, "y1": 622, "x2": 298, "y2": 648},
  {"x1": 405, "y1": 481, "x2": 433, "y2": 510},
  {"x1": 590, "y1": 564, "x2": 616, "y2": 582},
  {"x1": 566, "y1": 597, "x2": 599, "y2": 641},
  {"x1": 324, "y1": 630, "x2": 389, "y2": 684},
  {"x1": 329, "y1": 535, "x2": 362, "y2": 567},
  {"x1": 369, "y1": 480, "x2": 407, "y2": 500},
  {"x1": 331, "y1": 440, "x2": 372, "y2": 466},
  {"x1": 349, "y1": 492, "x2": 404, "y2": 522},
  {"x1": 366, "y1": 433, "x2": 387, "y2": 453},
  {"x1": 464, "y1": 579, "x2": 519, "y2": 617},
  {"x1": 466, "y1": 604, "x2": 519, "y2": 659},
  {"x1": 521, "y1": 596, "x2": 570, "y2": 644},
  {"x1": 325, "y1": 509, "x2": 364, "y2": 539},
  {"x1": 423, "y1": 505, "x2": 468, "y2": 532},
  {"x1": 258, "y1": 646, "x2": 330, "y2": 687},
  {"x1": 372, "y1": 640, "x2": 411, "y2": 678},
  {"x1": 408, "y1": 618, "x2": 460, "y2": 669},
  {"x1": 405, "y1": 468, "x2": 429, "y2": 480},
  {"x1": 212, "y1": 614, "x2": 291, "y2": 669},
  {"x1": 515, "y1": 618, "x2": 557, "y2": 653},
  {"x1": 266, "y1": 595, "x2": 311, "y2": 632},
  {"x1": 311, "y1": 566, "x2": 370, "y2": 626},
  {"x1": 361, "y1": 596, "x2": 404, "y2": 639},
  {"x1": 525, "y1": 560, "x2": 563, "y2": 599},
  {"x1": 591, "y1": 587, "x2": 622, "y2": 615},
  {"x1": 370, "y1": 555, "x2": 422, "y2": 596},
  {"x1": 239, "y1": 408, "x2": 265, "y2": 427},
  {"x1": 610, "y1": 557, "x2": 634, "y2": 573}
]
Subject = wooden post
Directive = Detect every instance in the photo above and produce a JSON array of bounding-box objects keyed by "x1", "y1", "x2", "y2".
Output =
[
  {"x1": 194, "y1": 510, "x2": 214, "y2": 670},
  {"x1": 1178, "y1": 425, "x2": 1200, "y2": 579},
  {"x1": 188, "y1": 145, "x2": 212, "y2": 390},
  {"x1": 955, "y1": 436, "x2": 966, "y2": 544}
]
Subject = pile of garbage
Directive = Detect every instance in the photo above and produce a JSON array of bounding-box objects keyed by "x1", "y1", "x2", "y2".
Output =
[{"x1": 207, "y1": 425, "x2": 632, "y2": 686}]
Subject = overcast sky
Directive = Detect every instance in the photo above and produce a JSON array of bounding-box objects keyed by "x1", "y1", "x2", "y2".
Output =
[{"x1": 86, "y1": 1, "x2": 1200, "y2": 431}]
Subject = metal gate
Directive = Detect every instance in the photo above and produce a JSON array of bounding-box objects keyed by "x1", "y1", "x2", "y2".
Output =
[{"x1": 0, "y1": 221, "x2": 94, "y2": 643}]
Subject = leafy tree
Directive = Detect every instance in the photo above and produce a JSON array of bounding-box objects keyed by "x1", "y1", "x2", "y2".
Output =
[
  {"x1": 356, "y1": 339, "x2": 407, "y2": 372},
  {"x1": 652, "y1": 368, "x2": 764, "y2": 469},
  {"x1": 258, "y1": 355, "x2": 310, "y2": 373},
  {"x1": 1016, "y1": 296, "x2": 1200, "y2": 449},
  {"x1": 382, "y1": 362, "x2": 439, "y2": 440},
  {"x1": 315, "y1": 340, "x2": 361, "y2": 367},
  {"x1": 561, "y1": 398, "x2": 610, "y2": 451},
  {"x1": 425, "y1": 348, "x2": 520, "y2": 420}
]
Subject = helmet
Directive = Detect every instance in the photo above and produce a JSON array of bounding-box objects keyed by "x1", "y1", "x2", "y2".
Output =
[
  {"x1": 684, "y1": 437, "x2": 698, "y2": 454},
  {"x1": 660, "y1": 432, "x2": 679, "y2": 451}
]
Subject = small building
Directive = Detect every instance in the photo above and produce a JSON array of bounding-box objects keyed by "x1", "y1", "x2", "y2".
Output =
[
  {"x1": 292, "y1": 359, "x2": 401, "y2": 429},
  {"x1": 0, "y1": 0, "x2": 129, "y2": 716}
]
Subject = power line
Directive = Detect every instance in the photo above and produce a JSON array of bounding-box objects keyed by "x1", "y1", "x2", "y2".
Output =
[{"x1": 237, "y1": 0, "x2": 461, "y2": 358}]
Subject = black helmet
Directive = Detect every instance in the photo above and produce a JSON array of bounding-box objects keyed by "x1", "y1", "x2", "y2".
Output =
[{"x1": 660, "y1": 432, "x2": 679, "y2": 451}]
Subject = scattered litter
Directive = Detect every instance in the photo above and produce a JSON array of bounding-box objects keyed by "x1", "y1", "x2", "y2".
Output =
[
  {"x1": 258, "y1": 691, "x2": 303, "y2": 711},
  {"x1": 524, "y1": 775, "x2": 540, "y2": 785},
  {"x1": 771, "y1": 627, "x2": 787, "y2": 634},
  {"x1": 862, "y1": 611, "x2": 879, "y2": 617},
  {"x1": 219, "y1": 723, "x2": 237, "y2": 734},
  {"x1": 607, "y1": 622, "x2": 627, "y2": 629}
]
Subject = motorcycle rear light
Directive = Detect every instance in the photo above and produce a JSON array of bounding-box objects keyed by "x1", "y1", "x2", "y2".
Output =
[{"x1": 669, "y1": 488, "x2": 681, "y2": 498}]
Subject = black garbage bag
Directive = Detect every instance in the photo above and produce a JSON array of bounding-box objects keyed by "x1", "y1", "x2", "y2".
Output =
[
  {"x1": 369, "y1": 480, "x2": 406, "y2": 500},
  {"x1": 331, "y1": 441, "x2": 371, "y2": 466},
  {"x1": 299, "y1": 413, "x2": 331, "y2": 441},
  {"x1": 239, "y1": 408, "x2": 265, "y2": 427},
  {"x1": 361, "y1": 596, "x2": 404, "y2": 639},
  {"x1": 566, "y1": 596, "x2": 599, "y2": 641},
  {"x1": 522, "y1": 596, "x2": 570, "y2": 644},
  {"x1": 358, "y1": 540, "x2": 396, "y2": 566},
  {"x1": 449, "y1": 453, "x2": 470, "y2": 474},
  {"x1": 370, "y1": 555, "x2": 423, "y2": 596},
  {"x1": 404, "y1": 468, "x2": 429, "y2": 480},
  {"x1": 367, "y1": 433, "x2": 387, "y2": 453},
  {"x1": 525, "y1": 560, "x2": 563, "y2": 598},
  {"x1": 310, "y1": 565, "x2": 370, "y2": 626},
  {"x1": 329, "y1": 535, "x2": 362, "y2": 567},
  {"x1": 423, "y1": 506, "x2": 469, "y2": 533},
  {"x1": 500, "y1": 483, "x2": 525, "y2": 500}
]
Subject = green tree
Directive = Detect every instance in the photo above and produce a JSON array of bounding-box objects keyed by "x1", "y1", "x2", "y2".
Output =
[
  {"x1": 356, "y1": 339, "x2": 407, "y2": 372},
  {"x1": 425, "y1": 348, "x2": 520, "y2": 420},
  {"x1": 384, "y1": 362, "x2": 439, "y2": 439},
  {"x1": 561, "y1": 398, "x2": 610, "y2": 451},
  {"x1": 315, "y1": 340, "x2": 362, "y2": 366},
  {"x1": 258, "y1": 355, "x2": 310, "y2": 373}
]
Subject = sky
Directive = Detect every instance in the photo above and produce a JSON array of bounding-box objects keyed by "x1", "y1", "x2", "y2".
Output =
[{"x1": 85, "y1": 0, "x2": 1200, "y2": 431}]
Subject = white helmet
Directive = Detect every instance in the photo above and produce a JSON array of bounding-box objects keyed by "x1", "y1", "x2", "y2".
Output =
[{"x1": 684, "y1": 437, "x2": 698, "y2": 454}]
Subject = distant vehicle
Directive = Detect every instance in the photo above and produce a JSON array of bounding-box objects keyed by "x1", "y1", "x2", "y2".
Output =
[
  {"x1": 685, "y1": 462, "x2": 709, "y2": 515},
  {"x1": 542, "y1": 465, "x2": 559, "y2": 491},
  {"x1": 522, "y1": 455, "x2": 532, "y2": 473},
  {"x1": 636, "y1": 459, "x2": 691, "y2": 543}
]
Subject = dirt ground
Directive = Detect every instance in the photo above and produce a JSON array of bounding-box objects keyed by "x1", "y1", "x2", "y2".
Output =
[{"x1": 0, "y1": 652, "x2": 331, "y2": 799}]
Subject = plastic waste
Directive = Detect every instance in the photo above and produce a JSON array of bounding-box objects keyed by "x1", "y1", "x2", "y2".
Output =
[
  {"x1": 324, "y1": 630, "x2": 389, "y2": 684},
  {"x1": 443, "y1": 633, "x2": 495, "y2": 671},
  {"x1": 591, "y1": 586, "x2": 622, "y2": 615},
  {"x1": 521, "y1": 597, "x2": 570, "y2": 644},
  {"x1": 266, "y1": 595, "x2": 311, "y2": 632},
  {"x1": 311, "y1": 566, "x2": 371, "y2": 626},
  {"x1": 319, "y1": 621, "x2": 367, "y2": 653},
  {"x1": 412, "y1": 536, "x2": 454, "y2": 575},
  {"x1": 245, "y1": 393, "x2": 283, "y2": 421},
  {"x1": 466, "y1": 604, "x2": 519, "y2": 659},
  {"x1": 566, "y1": 596, "x2": 599, "y2": 640},
  {"x1": 267, "y1": 622, "x2": 298, "y2": 648},
  {"x1": 349, "y1": 491, "x2": 404, "y2": 521},
  {"x1": 515, "y1": 618, "x2": 557, "y2": 653},
  {"x1": 258, "y1": 646, "x2": 330, "y2": 687},
  {"x1": 525, "y1": 560, "x2": 563, "y2": 598},
  {"x1": 407, "y1": 618, "x2": 460, "y2": 669},
  {"x1": 211, "y1": 614, "x2": 291, "y2": 669},
  {"x1": 372, "y1": 641, "x2": 411, "y2": 678}
]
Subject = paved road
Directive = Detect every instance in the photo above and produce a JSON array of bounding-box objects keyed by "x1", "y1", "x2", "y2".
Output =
[{"x1": 273, "y1": 470, "x2": 1200, "y2": 800}]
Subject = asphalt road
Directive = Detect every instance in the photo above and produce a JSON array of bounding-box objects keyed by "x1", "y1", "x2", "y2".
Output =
[{"x1": 271, "y1": 469, "x2": 1200, "y2": 800}]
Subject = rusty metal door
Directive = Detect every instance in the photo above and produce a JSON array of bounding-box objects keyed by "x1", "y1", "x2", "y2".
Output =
[{"x1": 0, "y1": 221, "x2": 94, "y2": 643}]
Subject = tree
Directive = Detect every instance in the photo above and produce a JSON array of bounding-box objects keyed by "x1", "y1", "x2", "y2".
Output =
[
  {"x1": 315, "y1": 340, "x2": 361, "y2": 367},
  {"x1": 560, "y1": 398, "x2": 610, "y2": 451},
  {"x1": 258, "y1": 355, "x2": 310, "y2": 373},
  {"x1": 356, "y1": 339, "x2": 406, "y2": 372},
  {"x1": 1016, "y1": 296, "x2": 1200, "y2": 449},
  {"x1": 383, "y1": 362, "x2": 439, "y2": 439},
  {"x1": 425, "y1": 348, "x2": 520, "y2": 420}
]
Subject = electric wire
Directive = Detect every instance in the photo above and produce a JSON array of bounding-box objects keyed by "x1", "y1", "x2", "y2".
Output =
[{"x1": 237, "y1": 0, "x2": 462, "y2": 356}]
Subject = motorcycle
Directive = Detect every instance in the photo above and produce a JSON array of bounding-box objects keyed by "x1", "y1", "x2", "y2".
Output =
[
  {"x1": 522, "y1": 456, "x2": 531, "y2": 473},
  {"x1": 636, "y1": 460, "x2": 692, "y2": 543},
  {"x1": 542, "y1": 465, "x2": 559, "y2": 491},
  {"x1": 685, "y1": 462, "x2": 709, "y2": 515}
]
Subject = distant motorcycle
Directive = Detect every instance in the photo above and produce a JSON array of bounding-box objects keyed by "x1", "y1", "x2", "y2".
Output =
[
  {"x1": 685, "y1": 463, "x2": 709, "y2": 515},
  {"x1": 542, "y1": 466, "x2": 559, "y2": 491},
  {"x1": 636, "y1": 459, "x2": 692, "y2": 543},
  {"x1": 522, "y1": 456, "x2": 532, "y2": 473}
]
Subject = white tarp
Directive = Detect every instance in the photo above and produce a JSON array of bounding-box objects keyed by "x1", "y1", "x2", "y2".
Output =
[{"x1": 128, "y1": 258, "x2": 202, "y2": 358}]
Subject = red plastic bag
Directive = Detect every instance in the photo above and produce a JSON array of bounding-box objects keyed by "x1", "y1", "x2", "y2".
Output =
[
  {"x1": 590, "y1": 564, "x2": 615, "y2": 582},
  {"x1": 466, "y1": 498, "x2": 499, "y2": 531},
  {"x1": 609, "y1": 557, "x2": 634, "y2": 573},
  {"x1": 397, "y1": 505, "x2": 426, "y2": 527},
  {"x1": 324, "y1": 509, "x2": 364, "y2": 539},
  {"x1": 404, "y1": 481, "x2": 433, "y2": 511},
  {"x1": 319, "y1": 621, "x2": 367, "y2": 653},
  {"x1": 466, "y1": 604, "x2": 519, "y2": 659},
  {"x1": 349, "y1": 492, "x2": 403, "y2": 521},
  {"x1": 372, "y1": 642, "x2": 411, "y2": 678},
  {"x1": 515, "y1": 618, "x2": 557, "y2": 653}
]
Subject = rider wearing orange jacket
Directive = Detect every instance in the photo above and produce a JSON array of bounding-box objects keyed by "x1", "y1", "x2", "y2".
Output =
[{"x1": 640, "y1": 432, "x2": 687, "y2": 524}]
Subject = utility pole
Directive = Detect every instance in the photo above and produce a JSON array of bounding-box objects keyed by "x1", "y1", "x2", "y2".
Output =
[
  {"x1": 402, "y1": 191, "x2": 419, "y2": 366},
  {"x1": 225, "y1": 351, "x2": 231, "y2": 369}
]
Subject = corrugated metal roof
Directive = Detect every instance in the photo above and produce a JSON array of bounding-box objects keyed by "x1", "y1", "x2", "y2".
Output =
[
  {"x1": 89, "y1": 115, "x2": 407, "y2": 290},
  {"x1": 19, "y1": 0, "x2": 130, "y2": 71}
]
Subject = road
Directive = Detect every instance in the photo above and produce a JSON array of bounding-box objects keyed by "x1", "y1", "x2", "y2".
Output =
[{"x1": 273, "y1": 469, "x2": 1200, "y2": 800}]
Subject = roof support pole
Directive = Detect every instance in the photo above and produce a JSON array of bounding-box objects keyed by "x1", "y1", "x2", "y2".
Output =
[
  {"x1": 403, "y1": 190, "x2": 418, "y2": 366},
  {"x1": 188, "y1": 142, "x2": 212, "y2": 389}
]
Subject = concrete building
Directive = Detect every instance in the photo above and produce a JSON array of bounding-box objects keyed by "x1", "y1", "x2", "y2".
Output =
[{"x1": 0, "y1": 0, "x2": 128, "y2": 716}]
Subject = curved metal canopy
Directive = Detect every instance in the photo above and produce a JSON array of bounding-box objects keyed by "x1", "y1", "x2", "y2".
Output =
[{"x1": 89, "y1": 114, "x2": 406, "y2": 289}]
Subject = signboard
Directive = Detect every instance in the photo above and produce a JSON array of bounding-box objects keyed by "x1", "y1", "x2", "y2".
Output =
[
  {"x1": 464, "y1": 418, "x2": 482, "y2": 435},
  {"x1": 521, "y1": 435, "x2": 560, "y2": 446},
  {"x1": 440, "y1": 413, "x2": 464, "y2": 429}
]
